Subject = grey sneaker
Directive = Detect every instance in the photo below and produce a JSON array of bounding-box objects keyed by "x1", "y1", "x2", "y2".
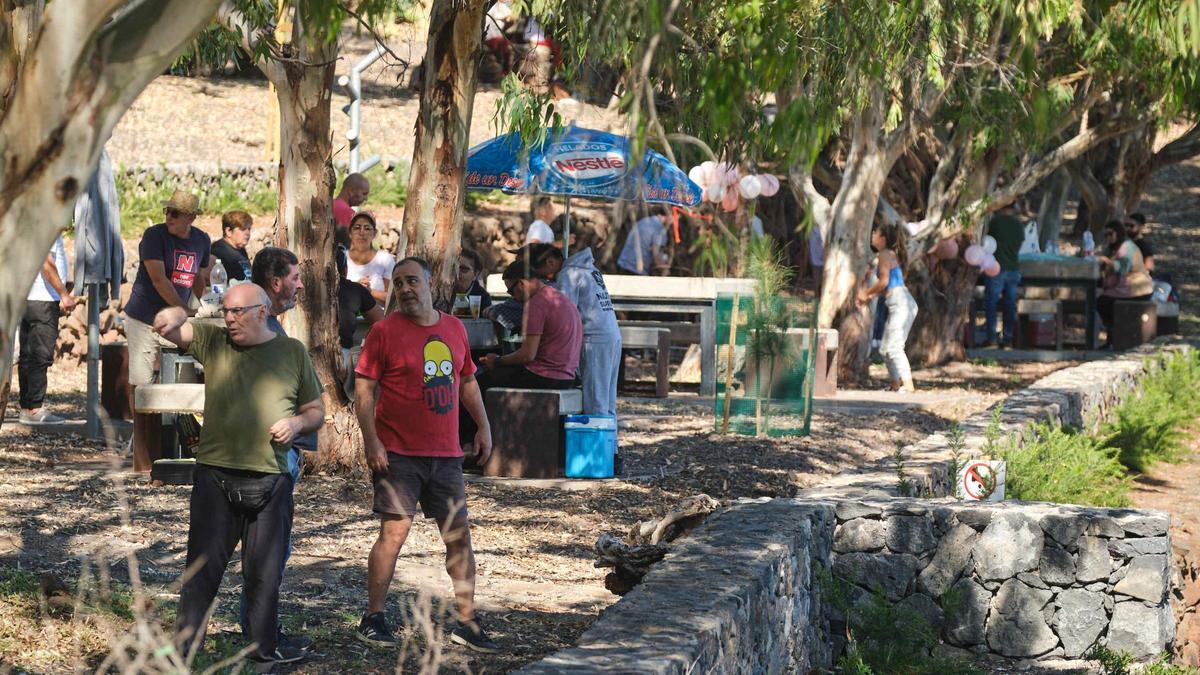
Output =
[{"x1": 19, "y1": 409, "x2": 65, "y2": 425}]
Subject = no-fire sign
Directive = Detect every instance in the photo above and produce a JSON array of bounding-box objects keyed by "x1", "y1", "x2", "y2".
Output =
[{"x1": 957, "y1": 460, "x2": 1006, "y2": 502}]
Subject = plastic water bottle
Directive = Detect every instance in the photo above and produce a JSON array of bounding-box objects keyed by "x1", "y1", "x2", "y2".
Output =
[
  {"x1": 211, "y1": 259, "x2": 228, "y2": 297},
  {"x1": 1081, "y1": 231, "x2": 1095, "y2": 257}
]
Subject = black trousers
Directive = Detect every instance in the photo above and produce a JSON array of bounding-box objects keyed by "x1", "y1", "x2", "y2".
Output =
[
  {"x1": 17, "y1": 300, "x2": 59, "y2": 409},
  {"x1": 176, "y1": 464, "x2": 293, "y2": 661},
  {"x1": 1098, "y1": 293, "x2": 1153, "y2": 334}
]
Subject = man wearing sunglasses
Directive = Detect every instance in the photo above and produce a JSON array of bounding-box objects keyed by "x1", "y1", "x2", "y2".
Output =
[
  {"x1": 154, "y1": 283, "x2": 324, "y2": 669},
  {"x1": 123, "y1": 190, "x2": 211, "y2": 470}
]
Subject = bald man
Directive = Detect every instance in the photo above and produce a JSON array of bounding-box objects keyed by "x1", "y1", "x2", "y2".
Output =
[
  {"x1": 334, "y1": 173, "x2": 371, "y2": 245},
  {"x1": 154, "y1": 283, "x2": 324, "y2": 668}
]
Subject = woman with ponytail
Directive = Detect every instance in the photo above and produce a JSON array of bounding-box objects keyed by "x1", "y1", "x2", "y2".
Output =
[{"x1": 857, "y1": 223, "x2": 918, "y2": 392}]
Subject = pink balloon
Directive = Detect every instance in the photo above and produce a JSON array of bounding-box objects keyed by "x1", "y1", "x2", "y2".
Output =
[
  {"x1": 720, "y1": 186, "x2": 740, "y2": 212},
  {"x1": 759, "y1": 174, "x2": 780, "y2": 197},
  {"x1": 964, "y1": 244, "x2": 986, "y2": 267},
  {"x1": 933, "y1": 238, "x2": 959, "y2": 260},
  {"x1": 983, "y1": 258, "x2": 1001, "y2": 277},
  {"x1": 981, "y1": 253, "x2": 996, "y2": 269}
]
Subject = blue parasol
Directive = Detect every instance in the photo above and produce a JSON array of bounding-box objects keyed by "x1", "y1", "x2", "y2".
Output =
[{"x1": 465, "y1": 125, "x2": 701, "y2": 257}]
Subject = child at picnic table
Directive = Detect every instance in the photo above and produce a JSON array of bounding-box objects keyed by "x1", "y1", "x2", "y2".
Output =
[{"x1": 857, "y1": 223, "x2": 918, "y2": 393}]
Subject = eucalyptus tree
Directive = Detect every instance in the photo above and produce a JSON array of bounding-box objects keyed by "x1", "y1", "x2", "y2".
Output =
[{"x1": 0, "y1": 0, "x2": 224, "y2": 428}]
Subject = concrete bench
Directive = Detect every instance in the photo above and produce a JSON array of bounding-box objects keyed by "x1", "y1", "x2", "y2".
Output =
[
  {"x1": 483, "y1": 387, "x2": 583, "y2": 479},
  {"x1": 133, "y1": 383, "x2": 204, "y2": 414},
  {"x1": 618, "y1": 325, "x2": 671, "y2": 398}
]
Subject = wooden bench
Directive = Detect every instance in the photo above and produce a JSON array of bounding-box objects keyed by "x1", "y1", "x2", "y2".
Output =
[
  {"x1": 482, "y1": 388, "x2": 583, "y2": 479},
  {"x1": 133, "y1": 383, "x2": 204, "y2": 414},
  {"x1": 618, "y1": 325, "x2": 671, "y2": 398}
]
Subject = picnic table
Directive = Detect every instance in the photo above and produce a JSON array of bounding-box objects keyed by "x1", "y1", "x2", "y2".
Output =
[
  {"x1": 487, "y1": 274, "x2": 757, "y2": 395},
  {"x1": 1017, "y1": 255, "x2": 1101, "y2": 350}
]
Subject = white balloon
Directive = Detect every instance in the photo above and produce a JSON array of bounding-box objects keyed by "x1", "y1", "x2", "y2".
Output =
[
  {"x1": 964, "y1": 244, "x2": 986, "y2": 267},
  {"x1": 981, "y1": 252, "x2": 997, "y2": 269},
  {"x1": 688, "y1": 166, "x2": 705, "y2": 185},
  {"x1": 983, "y1": 235, "x2": 997, "y2": 255},
  {"x1": 704, "y1": 182, "x2": 724, "y2": 203},
  {"x1": 738, "y1": 175, "x2": 762, "y2": 199}
]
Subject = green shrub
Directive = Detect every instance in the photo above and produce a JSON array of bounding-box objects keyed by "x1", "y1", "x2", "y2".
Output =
[
  {"x1": 1002, "y1": 421, "x2": 1131, "y2": 507},
  {"x1": 1101, "y1": 352, "x2": 1200, "y2": 473},
  {"x1": 835, "y1": 590, "x2": 982, "y2": 675},
  {"x1": 114, "y1": 170, "x2": 276, "y2": 237},
  {"x1": 1085, "y1": 644, "x2": 1198, "y2": 675}
]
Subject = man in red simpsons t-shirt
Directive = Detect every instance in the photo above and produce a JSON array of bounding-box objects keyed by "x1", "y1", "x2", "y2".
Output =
[{"x1": 352, "y1": 256, "x2": 499, "y2": 654}]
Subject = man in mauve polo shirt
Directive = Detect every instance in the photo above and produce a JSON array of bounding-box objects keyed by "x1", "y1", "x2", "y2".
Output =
[{"x1": 352, "y1": 256, "x2": 498, "y2": 654}]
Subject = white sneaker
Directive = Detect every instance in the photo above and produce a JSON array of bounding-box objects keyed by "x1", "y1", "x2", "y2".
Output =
[{"x1": 19, "y1": 409, "x2": 65, "y2": 425}]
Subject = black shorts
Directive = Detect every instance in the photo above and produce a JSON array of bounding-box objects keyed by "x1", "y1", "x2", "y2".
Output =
[{"x1": 372, "y1": 454, "x2": 468, "y2": 524}]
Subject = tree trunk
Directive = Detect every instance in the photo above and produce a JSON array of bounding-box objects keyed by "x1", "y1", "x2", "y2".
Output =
[
  {"x1": 1036, "y1": 167, "x2": 1071, "y2": 247},
  {"x1": 402, "y1": 0, "x2": 487, "y2": 303},
  {"x1": 0, "y1": 0, "x2": 222, "y2": 433},
  {"x1": 906, "y1": 240, "x2": 976, "y2": 366},
  {"x1": 267, "y1": 41, "x2": 361, "y2": 473},
  {"x1": 818, "y1": 97, "x2": 901, "y2": 383}
]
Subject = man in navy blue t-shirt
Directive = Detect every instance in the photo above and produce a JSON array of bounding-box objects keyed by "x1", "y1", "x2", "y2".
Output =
[{"x1": 123, "y1": 190, "x2": 211, "y2": 391}]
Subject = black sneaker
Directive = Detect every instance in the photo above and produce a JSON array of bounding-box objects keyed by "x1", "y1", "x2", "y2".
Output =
[
  {"x1": 250, "y1": 645, "x2": 307, "y2": 673},
  {"x1": 450, "y1": 617, "x2": 500, "y2": 653},
  {"x1": 278, "y1": 631, "x2": 313, "y2": 650},
  {"x1": 355, "y1": 612, "x2": 397, "y2": 648}
]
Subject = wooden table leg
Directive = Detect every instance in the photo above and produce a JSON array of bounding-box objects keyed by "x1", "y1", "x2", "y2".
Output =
[{"x1": 655, "y1": 330, "x2": 670, "y2": 398}]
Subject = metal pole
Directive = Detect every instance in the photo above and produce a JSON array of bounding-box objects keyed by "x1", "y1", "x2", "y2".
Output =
[
  {"x1": 339, "y1": 43, "x2": 388, "y2": 173},
  {"x1": 85, "y1": 283, "x2": 101, "y2": 439},
  {"x1": 563, "y1": 196, "x2": 571, "y2": 258}
]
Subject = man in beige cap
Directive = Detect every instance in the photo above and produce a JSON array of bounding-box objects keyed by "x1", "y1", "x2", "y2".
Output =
[{"x1": 123, "y1": 190, "x2": 212, "y2": 469}]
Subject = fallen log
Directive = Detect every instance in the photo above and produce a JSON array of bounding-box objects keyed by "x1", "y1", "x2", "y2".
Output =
[{"x1": 594, "y1": 494, "x2": 721, "y2": 595}]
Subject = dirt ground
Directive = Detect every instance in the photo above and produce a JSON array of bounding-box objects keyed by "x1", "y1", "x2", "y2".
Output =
[{"x1": 0, "y1": 355, "x2": 1073, "y2": 674}]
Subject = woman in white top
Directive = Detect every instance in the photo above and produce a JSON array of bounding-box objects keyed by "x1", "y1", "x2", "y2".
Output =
[{"x1": 346, "y1": 212, "x2": 396, "y2": 305}]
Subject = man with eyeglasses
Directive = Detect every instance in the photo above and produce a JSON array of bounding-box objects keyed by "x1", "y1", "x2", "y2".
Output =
[
  {"x1": 248, "y1": 246, "x2": 315, "y2": 651},
  {"x1": 122, "y1": 190, "x2": 211, "y2": 470},
  {"x1": 155, "y1": 283, "x2": 324, "y2": 669}
]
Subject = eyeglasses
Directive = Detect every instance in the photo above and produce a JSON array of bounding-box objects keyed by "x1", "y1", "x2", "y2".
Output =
[{"x1": 221, "y1": 304, "x2": 263, "y2": 317}]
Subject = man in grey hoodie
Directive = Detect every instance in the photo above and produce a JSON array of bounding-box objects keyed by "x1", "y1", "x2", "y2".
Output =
[{"x1": 528, "y1": 243, "x2": 623, "y2": 421}]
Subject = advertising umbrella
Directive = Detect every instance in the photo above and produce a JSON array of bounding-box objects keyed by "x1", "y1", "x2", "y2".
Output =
[{"x1": 465, "y1": 125, "x2": 701, "y2": 257}]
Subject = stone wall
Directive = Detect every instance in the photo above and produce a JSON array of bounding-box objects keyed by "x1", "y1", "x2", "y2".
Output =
[
  {"x1": 831, "y1": 499, "x2": 1173, "y2": 661},
  {"x1": 518, "y1": 342, "x2": 1193, "y2": 673}
]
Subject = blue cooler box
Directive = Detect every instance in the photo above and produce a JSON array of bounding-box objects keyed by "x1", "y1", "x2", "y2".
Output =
[{"x1": 564, "y1": 415, "x2": 617, "y2": 478}]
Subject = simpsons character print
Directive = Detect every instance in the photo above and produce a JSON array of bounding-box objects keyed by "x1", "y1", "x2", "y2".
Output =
[{"x1": 422, "y1": 335, "x2": 456, "y2": 414}]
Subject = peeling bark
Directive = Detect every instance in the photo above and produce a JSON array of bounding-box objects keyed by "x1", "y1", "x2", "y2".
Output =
[
  {"x1": 0, "y1": 0, "x2": 222, "y2": 433},
  {"x1": 402, "y1": 0, "x2": 487, "y2": 304}
]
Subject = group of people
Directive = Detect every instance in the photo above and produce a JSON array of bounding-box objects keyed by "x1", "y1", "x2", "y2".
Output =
[
  {"x1": 107, "y1": 179, "x2": 634, "y2": 669},
  {"x1": 977, "y1": 206, "x2": 1161, "y2": 352}
]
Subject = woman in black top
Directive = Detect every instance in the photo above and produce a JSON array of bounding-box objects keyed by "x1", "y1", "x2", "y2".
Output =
[{"x1": 211, "y1": 211, "x2": 253, "y2": 281}]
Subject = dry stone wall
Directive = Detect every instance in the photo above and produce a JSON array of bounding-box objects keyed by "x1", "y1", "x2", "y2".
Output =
[
  {"x1": 518, "y1": 340, "x2": 1193, "y2": 673},
  {"x1": 831, "y1": 500, "x2": 1173, "y2": 661}
]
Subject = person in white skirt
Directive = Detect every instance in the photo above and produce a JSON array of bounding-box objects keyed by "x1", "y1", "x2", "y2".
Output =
[{"x1": 857, "y1": 223, "x2": 918, "y2": 393}]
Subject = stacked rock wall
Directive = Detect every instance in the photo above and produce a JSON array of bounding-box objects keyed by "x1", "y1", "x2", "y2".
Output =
[
  {"x1": 831, "y1": 500, "x2": 1173, "y2": 661},
  {"x1": 518, "y1": 342, "x2": 1192, "y2": 673}
]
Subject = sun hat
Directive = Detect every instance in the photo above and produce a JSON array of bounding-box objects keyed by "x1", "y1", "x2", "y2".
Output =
[{"x1": 162, "y1": 190, "x2": 201, "y2": 215}]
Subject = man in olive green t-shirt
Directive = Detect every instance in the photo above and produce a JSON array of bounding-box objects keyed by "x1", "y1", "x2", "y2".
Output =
[{"x1": 154, "y1": 283, "x2": 324, "y2": 668}]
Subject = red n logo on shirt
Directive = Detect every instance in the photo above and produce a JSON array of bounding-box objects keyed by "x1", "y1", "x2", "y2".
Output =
[{"x1": 175, "y1": 252, "x2": 197, "y2": 272}]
